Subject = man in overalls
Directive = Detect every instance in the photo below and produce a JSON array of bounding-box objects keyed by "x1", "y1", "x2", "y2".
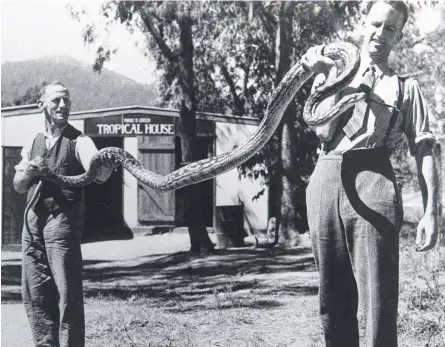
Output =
[{"x1": 14, "y1": 81, "x2": 117, "y2": 346}]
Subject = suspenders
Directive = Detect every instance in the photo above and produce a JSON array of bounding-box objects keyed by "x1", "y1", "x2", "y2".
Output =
[
  {"x1": 384, "y1": 76, "x2": 406, "y2": 143},
  {"x1": 320, "y1": 75, "x2": 406, "y2": 153}
]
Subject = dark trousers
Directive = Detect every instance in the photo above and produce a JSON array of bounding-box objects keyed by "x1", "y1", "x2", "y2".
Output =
[
  {"x1": 22, "y1": 200, "x2": 85, "y2": 347},
  {"x1": 306, "y1": 148, "x2": 403, "y2": 347}
]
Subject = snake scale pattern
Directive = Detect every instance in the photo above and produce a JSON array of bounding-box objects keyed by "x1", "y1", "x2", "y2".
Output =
[
  {"x1": 24, "y1": 42, "x2": 361, "y2": 252},
  {"x1": 33, "y1": 42, "x2": 361, "y2": 191}
]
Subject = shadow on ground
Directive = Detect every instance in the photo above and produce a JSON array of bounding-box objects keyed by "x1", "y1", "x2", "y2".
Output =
[
  {"x1": 82, "y1": 247, "x2": 318, "y2": 312},
  {"x1": 2, "y1": 246, "x2": 318, "y2": 311}
]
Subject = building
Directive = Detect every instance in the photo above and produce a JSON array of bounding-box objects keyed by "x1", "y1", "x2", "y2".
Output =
[{"x1": 1, "y1": 105, "x2": 269, "y2": 248}]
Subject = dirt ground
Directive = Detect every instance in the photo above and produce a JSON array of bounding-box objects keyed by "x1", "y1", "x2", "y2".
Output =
[
  {"x1": 1, "y1": 231, "x2": 321, "y2": 347},
  {"x1": 2, "y1": 220, "x2": 444, "y2": 347}
]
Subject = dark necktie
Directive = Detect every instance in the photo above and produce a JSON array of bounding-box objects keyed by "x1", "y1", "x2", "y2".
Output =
[{"x1": 343, "y1": 66, "x2": 377, "y2": 139}]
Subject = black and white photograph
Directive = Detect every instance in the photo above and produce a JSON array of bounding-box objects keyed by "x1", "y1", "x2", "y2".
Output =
[{"x1": 1, "y1": 1, "x2": 444, "y2": 346}]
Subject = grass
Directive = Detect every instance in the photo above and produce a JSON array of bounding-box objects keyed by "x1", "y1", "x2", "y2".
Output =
[
  {"x1": 398, "y1": 224, "x2": 445, "y2": 347},
  {"x1": 78, "y1": 223, "x2": 445, "y2": 347},
  {"x1": 3, "y1": 224, "x2": 442, "y2": 346},
  {"x1": 84, "y1": 293, "x2": 325, "y2": 347},
  {"x1": 82, "y1": 245, "x2": 323, "y2": 347}
]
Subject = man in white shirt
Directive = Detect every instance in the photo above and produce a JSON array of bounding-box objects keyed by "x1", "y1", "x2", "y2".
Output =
[
  {"x1": 14, "y1": 81, "x2": 117, "y2": 347},
  {"x1": 301, "y1": 2, "x2": 438, "y2": 347}
]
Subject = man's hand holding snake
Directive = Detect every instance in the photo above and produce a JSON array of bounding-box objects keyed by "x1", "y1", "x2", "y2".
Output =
[
  {"x1": 25, "y1": 42, "x2": 361, "y2": 191},
  {"x1": 15, "y1": 158, "x2": 45, "y2": 178},
  {"x1": 100, "y1": 152, "x2": 120, "y2": 171},
  {"x1": 301, "y1": 44, "x2": 338, "y2": 86}
]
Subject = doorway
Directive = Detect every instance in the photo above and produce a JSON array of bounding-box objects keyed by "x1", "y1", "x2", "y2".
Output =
[
  {"x1": 2, "y1": 147, "x2": 27, "y2": 248},
  {"x1": 83, "y1": 137, "x2": 132, "y2": 242}
]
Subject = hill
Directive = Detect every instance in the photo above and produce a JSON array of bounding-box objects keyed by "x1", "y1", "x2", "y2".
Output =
[{"x1": 1, "y1": 55, "x2": 158, "y2": 111}]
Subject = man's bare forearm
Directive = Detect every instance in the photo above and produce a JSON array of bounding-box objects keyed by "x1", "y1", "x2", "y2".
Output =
[
  {"x1": 416, "y1": 148, "x2": 438, "y2": 216},
  {"x1": 310, "y1": 66, "x2": 341, "y2": 142},
  {"x1": 310, "y1": 95, "x2": 341, "y2": 141},
  {"x1": 414, "y1": 145, "x2": 438, "y2": 251}
]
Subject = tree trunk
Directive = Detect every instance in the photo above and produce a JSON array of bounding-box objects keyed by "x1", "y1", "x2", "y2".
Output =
[
  {"x1": 278, "y1": 109, "x2": 301, "y2": 246},
  {"x1": 274, "y1": 2, "x2": 300, "y2": 246},
  {"x1": 177, "y1": 7, "x2": 215, "y2": 253}
]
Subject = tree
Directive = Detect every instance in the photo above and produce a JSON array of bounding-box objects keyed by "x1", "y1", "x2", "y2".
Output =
[
  {"x1": 195, "y1": 1, "x2": 359, "y2": 245},
  {"x1": 275, "y1": 2, "x2": 360, "y2": 245},
  {"x1": 187, "y1": 1, "x2": 361, "y2": 245},
  {"x1": 272, "y1": 2, "x2": 299, "y2": 245},
  {"x1": 73, "y1": 1, "x2": 360, "y2": 248},
  {"x1": 74, "y1": 1, "x2": 217, "y2": 253},
  {"x1": 1, "y1": 82, "x2": 46, "y2": 107},
  {"x1": 183, "y1": 1, "x2": 442, "y2": 243},
  {"x1": 392, "y1": 2, "x2": 445, "y2": 125}
]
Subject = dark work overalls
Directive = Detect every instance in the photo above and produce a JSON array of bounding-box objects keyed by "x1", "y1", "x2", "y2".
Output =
[{"x1": 22, "y1": 124, "x2": 86, "y2": 347}]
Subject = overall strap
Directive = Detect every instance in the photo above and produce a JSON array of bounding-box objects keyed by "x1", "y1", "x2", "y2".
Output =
[
  {"x1": 29, "y1": 133, "x2": 48, "y2": 159},
  {"x1": 384, "y1": 76, "x2": 405, "y2": 142}
]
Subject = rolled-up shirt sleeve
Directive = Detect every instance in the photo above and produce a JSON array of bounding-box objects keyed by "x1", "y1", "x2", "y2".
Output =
[
  {"x1": 402, "y1": 78, "x2": 436, "y2": 155},
  {"x1": 75, "y1": 135, "x2": 113, "y2": 183},
  {"x1": 14, "y1": 140, "x2": 33, "y2": 172}
]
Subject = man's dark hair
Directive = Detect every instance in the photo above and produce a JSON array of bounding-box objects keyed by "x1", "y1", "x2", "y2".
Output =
[
  {"x1": 39, "y1": 81, "x2": 69, "y2": 100},
  {"x1": 368, "y1": 1, "x2": 409, "y2": 29}
]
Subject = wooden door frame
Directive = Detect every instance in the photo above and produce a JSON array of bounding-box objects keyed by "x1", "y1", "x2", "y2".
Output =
[{"x1": 2, "y1": 146, "x2": 26, "y2": 250}]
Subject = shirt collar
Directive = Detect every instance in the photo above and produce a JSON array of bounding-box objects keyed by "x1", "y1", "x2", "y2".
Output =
[
  {"x1": 44, "y1": 123, "x2": 67, "y2": 138},
  {"x1": 362, "y1": 64, "x2": 392, "y2": 80}
]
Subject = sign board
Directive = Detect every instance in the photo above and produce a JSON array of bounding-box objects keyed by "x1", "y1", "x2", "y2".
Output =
[{"x1": 85, "y1": 114, "x2": 175, "y2": 137}]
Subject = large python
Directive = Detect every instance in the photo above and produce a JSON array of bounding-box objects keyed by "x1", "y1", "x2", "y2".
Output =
[{"x1": 24, "y1": 42, "x2": 363, "y2": 250}]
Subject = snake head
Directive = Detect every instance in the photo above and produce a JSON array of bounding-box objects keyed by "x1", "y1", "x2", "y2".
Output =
[{"x1": 32, "y1": 156, "x2": 52, "y2": 176}]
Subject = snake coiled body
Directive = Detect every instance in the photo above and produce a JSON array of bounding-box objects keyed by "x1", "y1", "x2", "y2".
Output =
[
  {"x1": 24, "y1": 42, "x2": 361, "y2": 251},
  {"x1": 34, "y1": 42, "x2": 361, "y2": 192}
]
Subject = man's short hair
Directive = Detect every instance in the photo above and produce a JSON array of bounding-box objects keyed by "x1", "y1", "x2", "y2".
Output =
[
  {"x1": 367, "y1": 1, "x2": 409, "y2": 29},
  {"x1": 39, "y1": 81, "x2": 69, "y2": 100}
]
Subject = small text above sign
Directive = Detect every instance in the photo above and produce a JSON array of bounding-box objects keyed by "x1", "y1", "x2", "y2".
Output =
[{"x1": 85, "y1": 115, "x2": 175, "y2": 137}]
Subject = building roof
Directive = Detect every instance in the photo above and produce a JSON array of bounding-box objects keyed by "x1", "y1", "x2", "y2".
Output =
[{"x1": 1, "y1": 104, "x2": 261, "y2": 126}]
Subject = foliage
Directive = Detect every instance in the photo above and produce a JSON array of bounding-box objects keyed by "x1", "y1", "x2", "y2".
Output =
[
  {"x1": 72, "y1": 1, "x2": 359, "y2": 118},
  {"x1": 70, "y1": 1, "x2": 443, "y2": 236},
  {"x1": 1, "y1": 82, "x2": 45, "y2": 107},
  {"x1": 1, "y1": 56, "x2": 157, "y2": 111},
  {"x1": 72, "y1": 1, "x2": 224, "y2": 251},
  {"x1": 391, "y1": 3, "x2": 445, "y2": 124},
  {"x1": 389, "y1": 3, "x2": 445, "y2": 190},
  {"x1": 398, "y1": 225, "x2": 445, "y2": 347},
  {"x1": 235, "y1": 1, "x2": 361, "y2": 183},
  {"x1": 70, "y1": 1, "x2": 361, "y2": 240}
]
